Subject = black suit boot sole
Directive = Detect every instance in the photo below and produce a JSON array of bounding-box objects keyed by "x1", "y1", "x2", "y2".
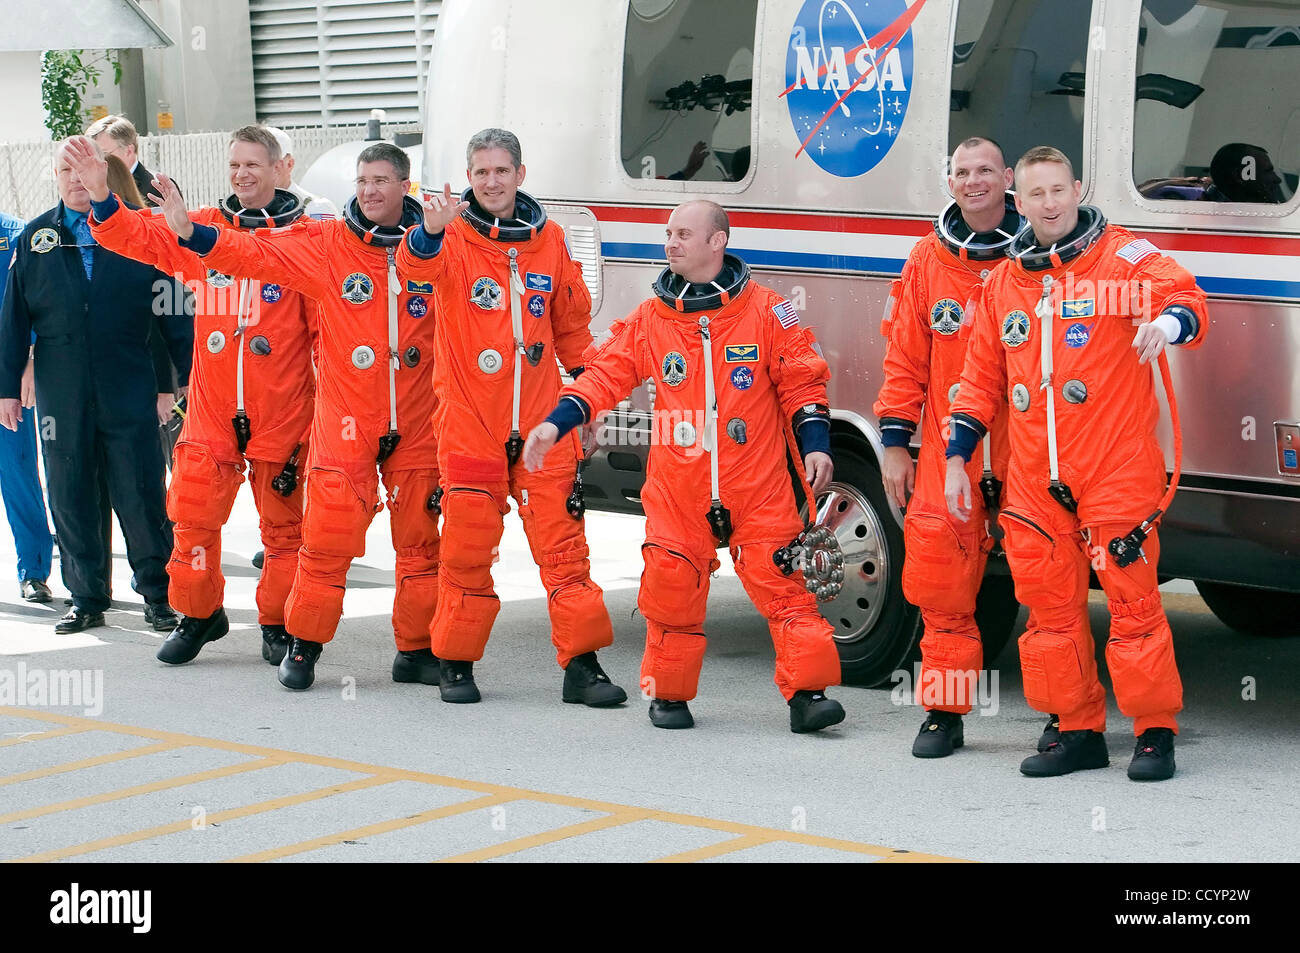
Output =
[{"x1": 156, "y1": 609, "x2": 230, "y2": 665}]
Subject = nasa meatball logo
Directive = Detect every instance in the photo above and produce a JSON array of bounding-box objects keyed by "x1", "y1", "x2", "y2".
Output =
[
  {"x1": 730, "y1": 366, "x2": 754, "y2": 391},
  {"x1": 341, "y1": 272, "x2": 373, "y2": 304},
  {"x1": 528, "y1": 294, "x2": 546, "y2": 318},
  {"x1": 407, "y1": 295, "x2": 428, "y2": 318},
  {"x1": 261, "y1": 283, "x2": 282, "y2": 304},
  {"x1": 1064, "y1": 322, "x2": 1091, "y2": 348},
  {"x1": 471, "y1": 276, "x2": 502, "y2": 311},
  {"x1": 1001, "y1": 310, "x2": 1030, "y2": 348},
  {"x1": 930, "y1": 298, "x2": 963, "y2": 335},
  {"x1": 783, "y1": 0, "x2": 921, "y2": 178}
]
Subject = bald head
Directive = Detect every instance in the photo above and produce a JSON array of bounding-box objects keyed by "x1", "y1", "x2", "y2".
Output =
[{"x1": 665, "y1": 201, "x2": 731, "y2": 284}]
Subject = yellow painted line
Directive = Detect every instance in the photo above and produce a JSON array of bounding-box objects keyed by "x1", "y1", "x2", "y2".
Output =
[
  {"x1": 436, "y1": 811, "x2": 647, "y2": 863},
  {"x1": 874, "y1": 849, "x2": 969, "y2": 863},
  {"x1": 225, "y1": 793, "x2": 515, "y2": 863},
  {"x1": 0, "y1": 741, "x2": 180, "y2": 788},
  {"x1": 0, "y1": 726, "x2": 90, "y2": 748},
  {"x1": 649, "y1": 833, "x2": 773, "y2": 863},
  {"x1": 0, "y1": 707, "x2": 965, "y2": 862},
  {"x1": 0, "y1": 757, "x2": 281, "y2": 825},
  {"x1": 8, "y1": 775, "x2": 393, "y2": 864}
]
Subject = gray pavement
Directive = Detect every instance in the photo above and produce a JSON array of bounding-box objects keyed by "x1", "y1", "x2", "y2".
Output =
[{"x1": 1, "y1": 488, "x2": 1297, "y2": 863}]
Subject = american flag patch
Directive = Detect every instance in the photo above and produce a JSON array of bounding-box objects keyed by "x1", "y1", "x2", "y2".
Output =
[
  {"x1": 773, "y1": 299, "x2": 800, "y2": 328},
  {"x1": 1116, "y1": 239, "x2": 1159, "y2": 265}
]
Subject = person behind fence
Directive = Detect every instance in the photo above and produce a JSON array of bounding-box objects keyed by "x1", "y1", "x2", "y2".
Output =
[
  {"x1": 86, "y1": 115, "x2": 182, "y2": 210},
  {"x1": 148, "y1": 142, "x2": 441, "y2": 693},
  {"x1": 523, "y1": 200, "x2": 845, "y2": 733},
  {"x1": 0, "y1": 209, "x2": 54, "y2": 605},
  {"x1": 397, "y1": 128, "x2": 624, "y2": 708},
  {"x1": 944, "y1": 146, "x2": 1208, "y2": 782},
  {"x1": 71, "y1": 127, "x2": 318, "y2": 668},
  {"x1": 0, "y1": 138, "x2": 192, "y2": 635}
]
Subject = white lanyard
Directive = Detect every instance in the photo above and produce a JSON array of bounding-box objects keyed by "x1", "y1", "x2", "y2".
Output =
[
  {"x1": 1035, "y1": 275, "x2": 1060, "y2": 483},
  {"x1": 507, "y1": 247, "x2": 526, "y2": 439},
  {"x1": 234, "y1": 278, "x2": 251, "y2": 415},
  {"x1": 386, "y1": 248, "x2": 400, "y2": 435},
  {"x1": 698, "y1": 315, "x2": 721, "y2": 504}
]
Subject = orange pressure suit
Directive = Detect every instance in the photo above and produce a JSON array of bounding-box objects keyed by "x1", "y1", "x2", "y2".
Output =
[
  {"x1": 396, "y1": 190, "x2": 612, "y2": 667},
  {"x1": 873, "y1": 199, "x2": 1014, "y2": 713},
  {"x1": 948, "y1": 211, "x2": 1206, "y2": 736},
  {"x1": 185, "y1": 196, "x2": 440, "y2": 649},
  {"x1": 90, "y1": 191, "x2": 315, "y2": 626},
  {"x1": 558, "y1": 255, "x2": 842, "y2": 701}
]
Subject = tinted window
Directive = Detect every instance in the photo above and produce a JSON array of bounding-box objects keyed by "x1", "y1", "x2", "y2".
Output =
[
  {"x1": 949, "y1": 0, "x2": 1093, "y2": 176},
  {"x1": 1134, "y1": 0, "x2": 1298, "y2": 205},
  {"x1": 621, "y1": 0, "x2": 757, "y2": 183}
]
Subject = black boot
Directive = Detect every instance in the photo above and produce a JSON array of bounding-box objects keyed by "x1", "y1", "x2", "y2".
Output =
[
  {"x1": 278, "y1": 637, "x2": 322, "y2": 691},
  {"x1": 912, "y1": 710, "x2": 964, "y2": 758},
  {"x1": 438, "y1": 659, "x2": 480, "y2": 703},
  {"x1": 1020, "y1": 729, "x2": 1109, "y2": 777},
  {"x1": 561, "y1": 652, "x2": 628, "y2": 707},
  {"x1": 260, "y1": 624, "x2": 291, "y2": 665},
  {"x1": 55, "y1": 607, "x2": 105, "y2": 634},
  {"x1": 1037, "y1": 714, "x2": 1061, "y2": 752},
  {"x1": 143, "y1": 600, "x2": 179, "y2": 632},
  {"x1": 1128, "y1": 727, "x2": 1176, "y2": 782},
  {"x1": 789, "y1": 690, "x2": 845, "y2": 734},
  {"x1": 393, "y1": 647, "x2": 441, "y2": 685},
  {"x1": 648, "y1": 698, "x2": 693, "y2": 729},
  {"x1": 156, "y1": 609, "x2": 229, "y2": 664}
]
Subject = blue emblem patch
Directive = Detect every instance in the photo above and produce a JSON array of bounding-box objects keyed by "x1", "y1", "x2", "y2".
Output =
[
  {"x1": 407, "y1": 295, "x2": 428, "y2": 318},
  {"x1": 730, "y1": 366, "x2": 754, "y2": 391},
  {"x1": 1001, "y1": 310, "x2": 1030, "y2": 348},
  {"x1": 1062, "y1": 299, "x2": 1095, "y2": 319},
  {"x1": 661, "y1": 351, "x2": 687, "y2": 386},
  {"x1": 406, "y1": 279, "x2": 433, "y2": 294},
  {"x1": 930, "y1": 298, "x2": 963, "y2": 335},
  {"x1": 525, "y1": 272, "x2": 552, "y2": 292},
  {"x1": 784, "y1": 0, "x2": 916, "y2": 178},
  {"x1": 471, "y1": 276, "x2": 502, "y2": 311},
  {"x1": 724, "y1": 344, "x2": 759, "y2": 363},
  {"x1": 341, "y1": 272, "x2": 374, "y2": 304},
  {"x1": 528, "y1": 294, "x2": 546, "y2": 318},
  {"x1": 1064, "y1": 322, "x2": 1091, "y2": 348},
  {"x1": 261, "y1": 283, "x2": 282, "y2": 304}
]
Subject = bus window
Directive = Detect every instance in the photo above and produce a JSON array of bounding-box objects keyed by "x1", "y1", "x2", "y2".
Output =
[
  {"x1": 621, "y1": 0, "x2": 757, "y2": 184},
  {"x1": 1133, "y1": 0, "x2": 1299, "y2": 206},
  {"x1": 949, "y1": 0, "x2": 1093, "y2": 178}
]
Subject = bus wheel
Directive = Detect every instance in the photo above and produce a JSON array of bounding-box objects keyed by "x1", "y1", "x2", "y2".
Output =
[
  {"x1": 1194, "y1": 581, "x2": 1300, "y2": 637},
  {"x1": 807, "y1": 448, "x2": 921, "y2": 687}
]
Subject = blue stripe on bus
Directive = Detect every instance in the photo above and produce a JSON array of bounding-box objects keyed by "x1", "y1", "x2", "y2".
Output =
[{"x1": 600, "y1": 242, "x2": 1300, "y2": 300}]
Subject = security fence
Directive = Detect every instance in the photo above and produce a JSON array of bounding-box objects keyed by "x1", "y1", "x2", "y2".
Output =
[{"x1": 0, "y1": 121, "x2": 422, "y2": 220}]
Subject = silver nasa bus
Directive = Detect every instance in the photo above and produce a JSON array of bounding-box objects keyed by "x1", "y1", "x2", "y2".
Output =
[{"x1": 422, "y1": 0, "x2": 1300, "y2": 685}]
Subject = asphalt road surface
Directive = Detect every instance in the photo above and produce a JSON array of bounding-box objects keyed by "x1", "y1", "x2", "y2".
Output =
[{"x1": 1, "y1": 489, "x2": 1296, "y2": 863}]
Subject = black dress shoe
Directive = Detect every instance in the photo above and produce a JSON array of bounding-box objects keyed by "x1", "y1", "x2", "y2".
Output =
[
  {"x1": 278, "y1": 637, "x2": 323, "y2": 691},
  {"x1": 393, "y1": 647, "x2": 441, "y2": 685},
  {"x1": 1020, "y1": 729, "x2": 1109, "y2": 777},
  {"x1": 260, "y1": 624, "x2": 292, "y2": 665},
  {"x1": 1037, "y1": 714, "x2": 1061, "y2": 752},
  {"x1": 55, "y1": 608, "x2": 105, "y2": 634},
  {"x1": 20, "y1": 579, "x2": 52, "y2": 603},
  {"x1": 157, "y1": 608, "x2": 229, "y2": 664},
  {"x1": 649, "y1": 698, "x2": 694, "y2": 729},
  {"x1": 438, "y1": 659, "x2": 481, "y2": 703},
  {"x1": 789, "y1": 689, "x2": 846, "y2": 733},
  {"x1": 144, "y1": 601, "x2": 179, "y2": 632},
  {"x1": 562, "y1": 652, "x2": 628, "y2": 707},
  {"x1": 912, "y1": 710, "x2": 964, "y2": 758},
  {"x1": 1128, "y1": 727, "x2": 1176, "y2": 782}
]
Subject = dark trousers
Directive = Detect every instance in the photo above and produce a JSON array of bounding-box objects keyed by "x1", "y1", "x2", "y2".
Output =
[{"x1": 43, "y1": 417, "x2": 172, "y2": 613}]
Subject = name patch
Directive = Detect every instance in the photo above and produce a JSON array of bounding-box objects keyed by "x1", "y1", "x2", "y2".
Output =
[{"x1": 724, "y1": 344, "x2": 758, "y2": 363}]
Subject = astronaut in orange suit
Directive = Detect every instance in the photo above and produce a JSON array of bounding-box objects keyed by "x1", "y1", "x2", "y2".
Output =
[
  {"x1": 945, "y1": 146, "x2": 1207, "y2": 781},
  {"x1": 524, "y1": 200, "x2": 846, "y2": 733},
  {"x1": 873, "y1": 136, "x2": 1016, "y2": 758},
  {"x1": 398, "y1": 128, "x2": 623, "y2": 707},
  {"x1": 150, "y1": 142, "x2": 440, "y2": 692},
  {"x1": 71, "y1": 127, "x2": 313, "y2": 668}
]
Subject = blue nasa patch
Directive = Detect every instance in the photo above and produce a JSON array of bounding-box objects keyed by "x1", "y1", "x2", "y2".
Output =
[
  {"x1": 407, "y1": 295, "x2": 428, "y2": 318},
  {"x1": 261, "y1": 283, "x2": 282, "y2": 304},
  {"x1": 406, "y1": 279, "x2": 433, "y2": 294},
  {"x1": 528, "y1": 294, "x2": 545, "y2": 318},
  {"x1": 730, "y1": 366, "x2": 754, "y2": 391},
  {"x1": 341, "y1": 272, "x2": 373, "y2": 304},
  {"x1": 1064, "y1": 322, "x2": 1091, "y2": 348},
  {"x1": 724, "y1": 344, "x2": 759, "y2": 363},
  {"x1": 1061, "y1": 299, "x2": 1095, "y2": 319},
  {"x1": 784, "y1": 0, "x2": 916, "y2": 178},
  {"x1": 525, "y1": 272, "x2": 552, "y2": 292}
]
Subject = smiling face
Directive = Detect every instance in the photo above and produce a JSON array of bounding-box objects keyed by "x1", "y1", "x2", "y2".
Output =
[
  {"x1": 228, "y1": 139, "x2": 282, "y2": 209},
  {"x1": 664, "y1": 202, "x2": 727, "y2": 284},
  {"x1": 949, "y1": 140, "x2": 1013, "y2": 227},
  {"x1": 467, "y1": 146, "x2": 526, "y2": 219},
  {"x1": 1015, "y1": 159, "x2": 1083, "y2": 246},
  {"x1": 355, "y1": 159, "x2": 410, "y2": 227}
]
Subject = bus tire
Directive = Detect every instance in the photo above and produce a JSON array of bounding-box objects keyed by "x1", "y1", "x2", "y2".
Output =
[{"x1": 1194, "y1": 581, "x2": 1300, "y2": 637}]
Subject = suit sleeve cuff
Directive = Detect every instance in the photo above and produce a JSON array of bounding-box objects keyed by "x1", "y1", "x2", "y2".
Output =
[
  {"x1": 878, "y1": 416, "x2": 916, "y2": 448},
  {"x1": 90, "y1": 194, "x2": 121, "y2": 221},
  {"x1": 178, "y1": 223, "x2": 219, "y2": 256},
  {"x1": 1157, "y1": 305, "x2": 1199, "y2": 345},
  {"x1": 945, "y1": 413, "x2": 986, "y2": 461},
  {"x1": 795, "y1": 418, "x2": 831, "y2": 456},
  {"x1": 545, "y1": 395, "x2": 590, "y2": 438},
  {"x1": 406, "y1": 226, "x2": 444, "y2": 258}
]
